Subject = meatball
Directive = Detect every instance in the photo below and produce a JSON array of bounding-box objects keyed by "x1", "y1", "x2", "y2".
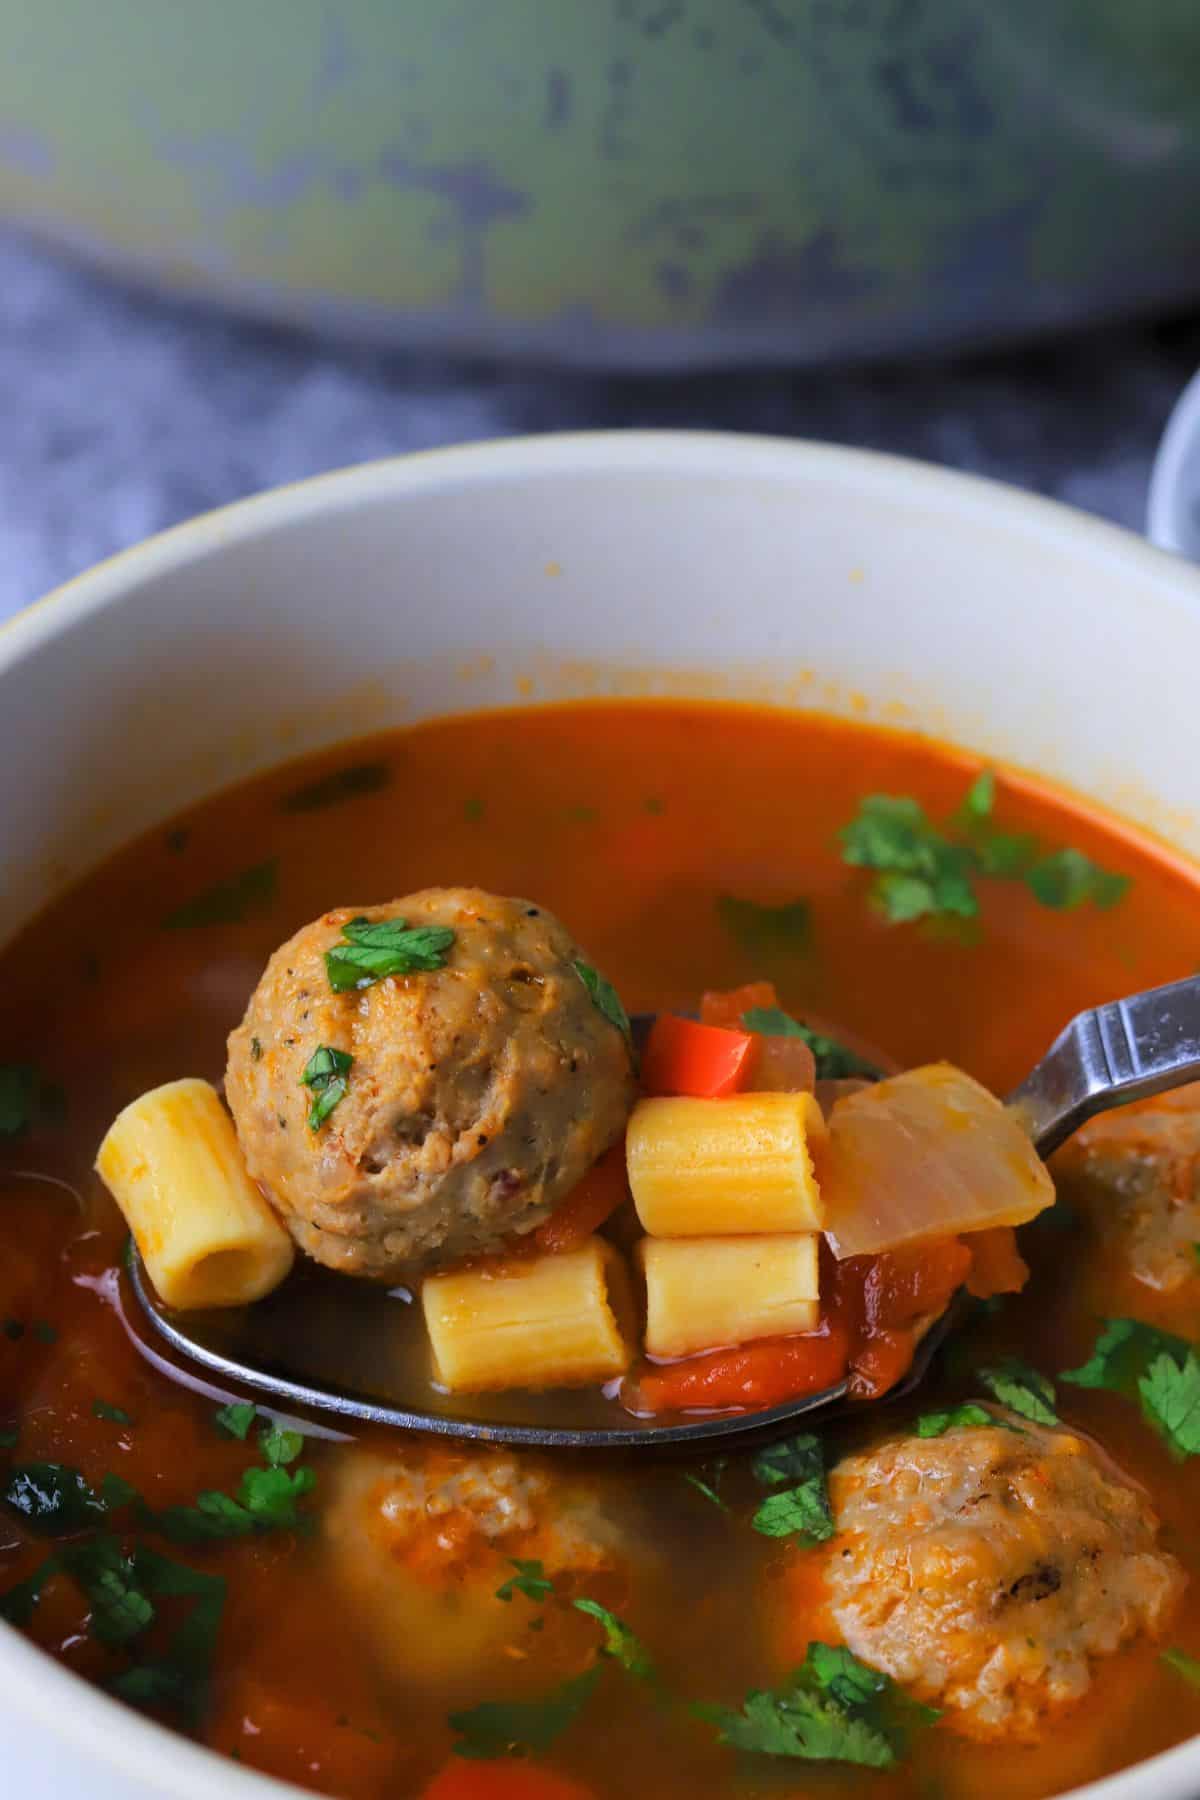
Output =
[
  {"x1": 323, "y1": 1442, "x2": 631, "y2": 1683},
  {"x1": 1053, "y1": 1084, "x2": 1200, "y2": 1324},
  {"x1": 818, "y1": 1415, "x2": 1183, "y2": 1741},
  {"x1": 225, "y1": 888, "x2": 635, "y2": 1280}
]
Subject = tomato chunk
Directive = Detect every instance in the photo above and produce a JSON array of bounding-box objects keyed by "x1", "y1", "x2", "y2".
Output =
[
  {"x1": 700, "y1": 980, "x2": 779, "y2": 1030},
  {"x1": 964, "y1": 1225, "x2": 1030, "y2": 1299},
  {"x1": 627, "y1": 1322, "x2": 850, "y2": 1415},
  {"x1": 640, "y1": 1014, "x2": 755, "y2": 1098},
  {"x1": 534, "y1": 1144, "x2": 630, "y2": 1254}
]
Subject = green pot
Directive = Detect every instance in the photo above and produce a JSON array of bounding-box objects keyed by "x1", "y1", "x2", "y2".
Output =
[{"x1": 4, "y1": 1, "x2": 1200, "y2": 367}]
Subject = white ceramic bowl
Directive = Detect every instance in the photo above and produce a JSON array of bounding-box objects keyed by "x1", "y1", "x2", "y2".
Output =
[{"x1": 4, "y1": 432, "x2": 1200, "y2": 1800}]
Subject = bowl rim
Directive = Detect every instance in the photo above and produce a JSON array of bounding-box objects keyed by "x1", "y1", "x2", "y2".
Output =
[{"x1": 3, "y1": 429, "x2": 1200, "y2": 1800}]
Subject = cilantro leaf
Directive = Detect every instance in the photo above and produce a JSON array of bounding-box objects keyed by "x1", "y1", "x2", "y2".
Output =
[
  {"x1": 299, "y1": 1046, "x2": 353, "y2": 1132},
  {"x1": 112, "y1": 1548, "x2": 226, "y2": 1724},
  {"x1": 279, "y1": 761, "x2": 391, "y2": 813},
  {"x1": 59, "y1": 1536, "x2": 155, "y2": 1646},
  {"x1": 741, "y1": 1007, "x2": 882, "y2": 1081},
  {"x1": 449, "y1": 1666, "x2": 600, "y2": 1760},
  {"x1": 573, "y1": 960, "x2": 632, "y2": 1047},
  {"x1": 751, "y1": 1435, "x2": 833, "y2": 1544},
  {"x1": 93, "y1": 1400, "x2": 133, "y2": 1425},
  {"x1": 717, "y1": 895, "x2": 810, "y2": 956},
  {"x1": 1062, "y1": 1317, "x2": 1192, "y2": 1399},
  {"x1": 1025, "y1": 848, "x2": 1129, "y2": 912},
  {"x1": 0, "y1": 1555, "x2": 62, "y2": 1625},
  {"x1": 2, "y1": 1462, "x2": 108, "y2": 1536},
  {"x1": 155, "y1": 1462, "x2": 315, "y2": 1542},
  {"x1": 916, "y1": 1404, "x2": 997, "y2": 1438},
  {"x1": 164, "y1": 859, "x2": 277, "y2": 929},
  {"x1": 237, "y1": 1463, "x2": 316, "y2": 1527},
  {"x1": 573, "y1": 1599, "x2": 654, "y2": 1679},
  {"x1": 696, "y1": 1643, "x2": 913, "y2": 1769},
  {"x1": 683, "y1": 1462, "x2": 729, "y2": 1513},
  {"x1": 324, "y1": 916, "x2": 455, "y2": 992},
  {"x1": 978, "y1": 1359, "x2": 1057, "y2": 1425},
  {"x1": 258, "y1": 1425, "x2": 304, "y2": 1468},
  {"x1": 1163, "y1": 1647, "x2": 1200, "y2": 1687},
  {"x1": 960, "y1": 770, "x2": 995, "y2": 819},
  {"x1": 0, "y1": 1065, "x2": 36, "y2": 1137},
  {"x1": 214, "y1": 1401, "x2": 257, "y2": 1441},
  {"x1": 1139, "y1": 1352, "x2": 1200, "y2": 1460},
  {"x1": 0, "y1": 1426, "x2": 16, "y2": 1450},
  {"x1": 495, "y1": 1559, "x2": 554, "y2": 1604},
  {"x1": 840, "y1": 796, "x2": 979, "y2": 924},
  {"x1": 100, "y1": 1472, "x2": 139, "y2": 1510}
]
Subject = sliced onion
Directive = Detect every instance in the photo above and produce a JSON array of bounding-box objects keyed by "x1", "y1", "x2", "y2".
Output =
[{"x1": 821, "y1": 1062, "x2": 1055, "y2": 1260}]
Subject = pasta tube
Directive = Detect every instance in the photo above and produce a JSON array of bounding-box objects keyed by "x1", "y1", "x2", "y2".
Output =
[
  {"x1": 639, "y1": 1234, "x2": 820, "y2": 1358},
  {"x1": 626, "y1": 1091, "x2": 826, "y2": 1236},
  {"x1": 95, "y1": 1077, "x2": 294, "y2": 1310},
  {"x1": 422, "y1": 1237, "x2": 634, "y2": 1393}
]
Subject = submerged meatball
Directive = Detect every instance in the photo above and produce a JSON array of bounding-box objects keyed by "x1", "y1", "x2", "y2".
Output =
[
  {"x1": 226, "y1": 888, "x2": 635, "y2": 1279},
  {"x1": 323, "y1": 1442, "x2": 631, "y2": 1682},
  {"x1": 820, "y1": 1415, "x2": 1183, "y2": 1741},
  {"x1": 1054, "y1": 1083, "x2": 1200, "y2": 1321}
]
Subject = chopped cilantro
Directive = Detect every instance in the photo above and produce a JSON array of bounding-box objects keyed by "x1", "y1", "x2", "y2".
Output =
[
  {"x1": 93, "y1": 1400, "x2": 133, "y2": 1426},
  {"x1": 1062, "y1": 1317, "x2": 1191, "y2": 1402},
  {"x1": 324, "y1": 916, "x2": 455, "y2": 992},
  {"x1": 164, "y1": 858, "x2": 278, "y2": 929},
  {"x1": 2, "y1": 1462, "x2": 108, "y2": 1535},
  {"x1": 279, "y1": 761, "x2": 391, "y2": 813},
  {"x1": 111, "y1": 1548, "x2": 226, "y2": 1724},
  {"x1": 751, "y1": 1434, "x2": 834, "y2": 1545},
  {"x1": 463, "y1": 797, "x2": 485, "y2": 822},
  {"x1": 214, "y1": 1401, "x2": 257, "y2": 1441},
  {"x1": 978, "y1": 1359, "x2": 1057, "y2": 1425},
  {"x1": 0, "y1": 1065, "x2": 36, "y2": 1137},
  {"x1": 644, "y1": 796, "x2": 665, "y2": 816},
  {"x1": 840, "y1": 775, "x2": 1128, "y2": 927},
  {"x1": 683, "y1": 1461, "x2": 729, "y2": 1513},
  {"x1": 258, "y1": 1424, "x2": 304, "y2": 1468},
  {"x1": 100, "y1": 1473, "x2": 139, "y2": 1509},
  {"x1": 299, "y1": 1045, "x2": 353, "y2": 1131},
  {"x1": 1163, "y1": 1647, "x2": 1200, "y2": 1687},
  {"x1": 1025, "y1": 848, "x2": 1129, "y2": 912},
  {"x1": 717, "y1": 895, "x2": 810, "y2": 956},
  {"x1": 742, "y1": 1006, "x2": 883, "y2": 1081},
  {"x1": 450, "y1": 1666, "x2": 600, "y2": 1760},
  {"x1": 0, "y1": 1426, "x2": 16, "y2": 1450},
  {"x1": 572, "y1": 1599, "x2": 654, "y2": 1679},
  {"x1": 696, "y1": 1641, "x2": 936, "y2": 1768},
  {"x1": 3, "y1": 1319, "x2": 23, "y2": 1340},
  {"x1": 0, "y1": 1554, "x2": 62, "y2": 1625},
  {"x1": 573, "y1": 960, "x2": 632, "y2": 1047},
  {"x1": 32, "y1": 1321, "x2": 57, "y2": 1345},
  {"x1": 1139, "y1": 1352, "x2": 1200, "y2": 1460},
  {"x1": 249, "y1": 1036, "x2": 263, "y2": 1062},
  {"x1": 495, "y1": 1558, "x2": 554, "y2": 1604},
  {"x1": 60, "y1": 1536, "x2": 155, "y2": 1646},
  {"x1": 916, "y1": 1403, "x2": 997, "y2": 1438},
  {"x1": 154, "y1": 1462, "x2": 316, "y2": 1542}
]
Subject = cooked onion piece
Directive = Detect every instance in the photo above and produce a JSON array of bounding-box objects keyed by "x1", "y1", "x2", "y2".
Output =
[
  {"x1": 639, "y1": 1233, "x2": 819, "y2": 1358},
  {"x1": 95, "y1": 1077, "x2": 295, "y2": 1309},
  {"x1": 626, "y1": 1091, "x2": 826, "y2": 1236},
  {"x1": 422, "y1": 1236, "x2": 635, "y2": 1392},
  {"x1": 822, "y1": 1063, "x2": 1054, "y2": 1260}
]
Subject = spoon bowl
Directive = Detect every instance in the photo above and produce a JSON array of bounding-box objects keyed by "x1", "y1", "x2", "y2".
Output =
[{"x1": 127, "y1": 974, "x2": 1200, "y2": 1450}]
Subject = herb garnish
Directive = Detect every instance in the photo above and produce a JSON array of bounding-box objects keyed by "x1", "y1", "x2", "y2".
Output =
[
  {"x1": 214, "y1": 1401, "x2": 257, "y2": 1441},
  {"x1": 1163, "y1": 1647, "x2": 1200, "y2": 1687},
  {"x1": 0, "y1": 1065, "x2": 35, "y2": 1137},
  {"x1": 2, "y1": 1462, "x2": 109, "y2": 1535},
  {"x1": 153, "y1": 1461, "x2": 316, "y2": 1543},
  {"x1": 1063, "y1": 1318, "x2": 1200, "y2": 1458},
  {"x1": 717, "y1": 895, "x2": 810, "y2": 956},
  {"x1": 684, "y1": 1460, "x2": 729, "y2": 1513},
  {"x1": 163, "y1": 858, "x2": 278, "y2": 929},
  {"x1": 916, "y1": 1403, "x2": 997, "y2": 1438},
  {"x1": 93, "y1": 1400, "x2": 134, "y2": 1426},
  {"x1": 573, "y1": 960, "x2": 632, "y2": 1047},
  {"x1": 573, "y1": 1599, "x2": 655, "y2": 1679},
  {"x1": 495, "y1": 1558, "x2": 554, "y2": 1605},
  {"x1": 324, "y1": 916, "x2": 455, "y2": 992},
  {"x1": 280, "y1": 762, "x2": 391, "y2": 813},
  {"x1": 978, "y1": 1359, "x2": 1058, "y2": 1425},
  {"x1": 751, "y1": 1434, "x2": 834, "y2": 1545},
  {"x1": 299, "y1": 1046, "x2": 354, "y2": 1131},
  {"x1": 450, "y1": 1667, "x2": 600, "y2": 1760},
  {"x1": 696, "y1": 1642, "x2": 937, "y2": 1769},
  {"x1": 109, "y1": 1549, "x2": 226, "y2": 1724},
  {"x1": 742, "y1": 1006, "x2": 883, "y2": 1081},
  {"x1": 840, "y1": 772, "x2": 1129, "y2": 925}
]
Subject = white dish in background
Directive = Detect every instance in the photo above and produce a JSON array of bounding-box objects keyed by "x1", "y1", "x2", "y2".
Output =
[
  {"x1": 1147, "y1": 365, "x2": 1200, "y2": 559},
  {"x1": 4, "y1": 431, "x2": 1200, "y2": 1800}
]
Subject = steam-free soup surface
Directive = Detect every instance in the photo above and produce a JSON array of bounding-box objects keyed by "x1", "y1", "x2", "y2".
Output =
[{"x1": 2, "y1": 702, "x2": 1199, "y2": 1800}]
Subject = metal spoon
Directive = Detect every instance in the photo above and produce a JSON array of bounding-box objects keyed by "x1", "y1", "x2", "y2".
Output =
[{"x1": 126, "y1": 974, "x2": 1200, "y2": 1451}]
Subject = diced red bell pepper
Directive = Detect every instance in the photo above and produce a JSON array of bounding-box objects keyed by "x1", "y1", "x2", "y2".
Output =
[{"x1": 640, "y1": 1013, "x2": 756, "y2": 1099}]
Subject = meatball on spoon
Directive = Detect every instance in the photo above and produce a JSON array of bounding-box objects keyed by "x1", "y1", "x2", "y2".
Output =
[{"x1": 126, "y1": 973, "x2": 1200, "y2": 1451}]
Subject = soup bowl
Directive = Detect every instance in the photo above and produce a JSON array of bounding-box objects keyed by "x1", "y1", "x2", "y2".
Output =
[{"x1": 3, "y1": 432, "x2": 1200, "y2": 1800}]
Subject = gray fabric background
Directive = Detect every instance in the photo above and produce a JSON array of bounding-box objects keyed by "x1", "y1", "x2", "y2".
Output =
[{"x1": 2, "y1": 229, "x2": 1198, "y2": 623}]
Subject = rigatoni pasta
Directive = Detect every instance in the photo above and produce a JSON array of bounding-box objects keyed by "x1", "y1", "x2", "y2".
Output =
[
  {"x1": 626, "y1": 1091, "x2": 827, "y2": 1236},
  {"x1": 422, "y1": 1237, "x2": 634, "y2": 1393},
  {"x1": 639, "y1": 1233, "x2": 820, "y2": 1358},
  {"x1": 95, "y1": 1077, "x2": 295, "y2": 1310}
]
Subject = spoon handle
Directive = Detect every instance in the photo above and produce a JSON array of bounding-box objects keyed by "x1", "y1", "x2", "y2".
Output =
[{"x1": 1007, "y1": 974, "x2": 1200, "y2": 1157}]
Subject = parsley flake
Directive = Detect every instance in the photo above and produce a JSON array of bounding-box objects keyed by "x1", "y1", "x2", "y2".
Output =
[
  {"x1": 2, "y1": 1462, "x2": 108, "y2": 1536},
  {"x1": 573, "y1": 960, "x2": 632, "y2": 1047},
  {"x1": 0, "y1": 1065, "x2": 36, "y2": 1137},
  {"x1": 1025, "y1": 848, "x2": 1129, "y2": 912},
  {"x1": 683, "y1": 1462, "x2": 729, "y2": 1513},
  {"x1": 717, "y1": 895, "x2": 810, "y2": 956},
  {"x1": 495, "y1": 1558, "x2": 554, "y2": 1604},
  {"x1": 214, "y1": 1401, "x2": 257, "y2": 1441},
  {"x1": 259, "y1": 1425, "x2": 304, "y2": 1468},
  {"x1": 280, "y1": 762, "x2": 391, "y2": 813},
  {"x1": 978, "y1": 1359, "x2": 1057, "y2": 1425},
  {"x1": 916, "y1": 1403, "x2": 997, "y2": 1438},
  {"x1": 299, "y1": 1046, "x2": 353, "y2": 1131},
  {"x1": 1163, "y1": 1647, "x2": 1200, "y2": 1687},
  {"x1": 92, "y1": 1400, "x2": 134, "y2": 1426},
  {"x1": 1062, "y1": 1317, "x2": 1191, "y2": 1402},
  {"x1": 110, "y1": 1548, "x2": 226, "y2": 1725},
  {"x1": 1139, "y1": 1352, "x2": 1200, "y2": 1460},
  {"x1": 450, "y1": 1666, "x2": 600, "y2": 1760},
  {"x1": 742, "y1": 1006, "x2": 883, "y2": 1081},
  {"x1": 324, "y1": 916, "x2": 455, "y2": 993},
  {"x1": 751, "y1": 1434, "x2": 834, "y2": 1545},
  {"x1": 573, "y1": 1598, "x2": 654, "y2": 1679},
  {"x1": 164, "y1": 859, "x2": 278, "y2": 929}
]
